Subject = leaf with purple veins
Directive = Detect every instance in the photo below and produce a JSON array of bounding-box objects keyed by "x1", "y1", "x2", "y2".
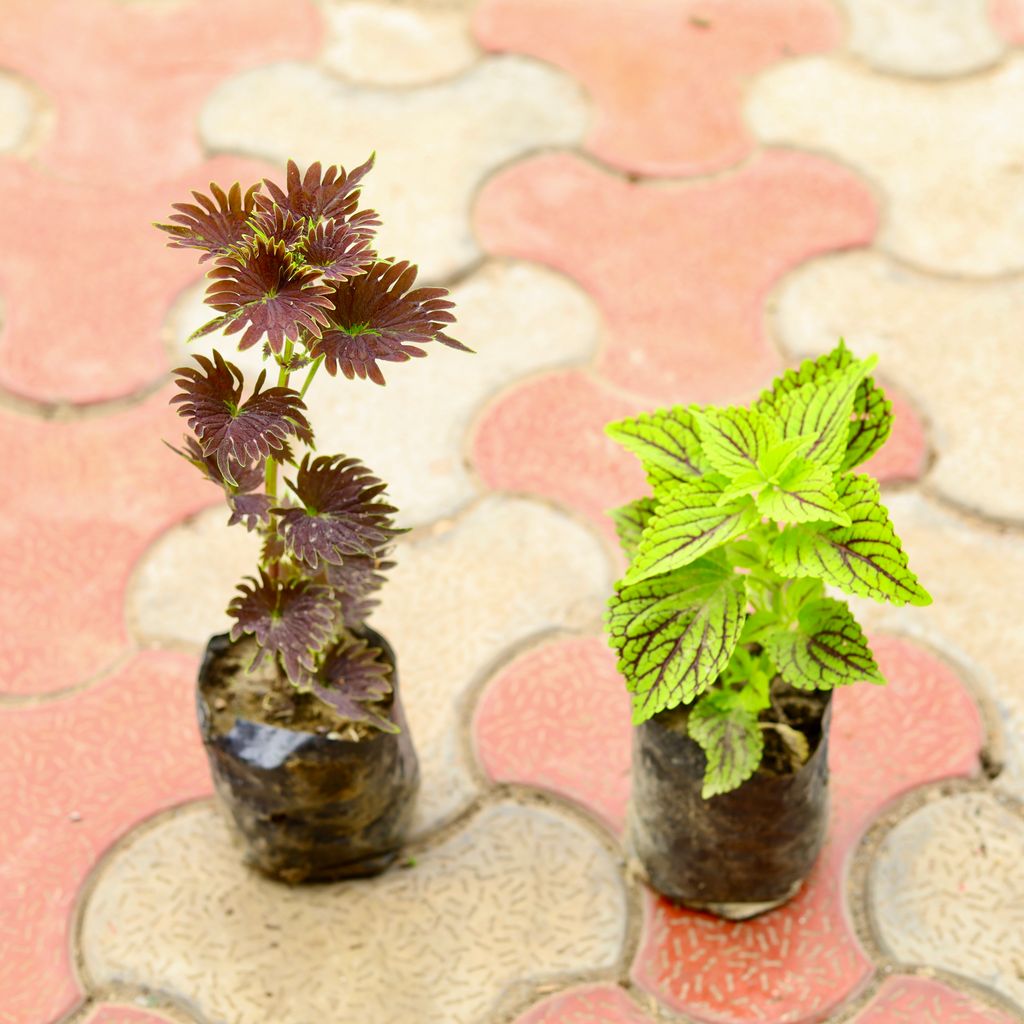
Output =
[
  {"x1": 299, "y1": 218, "x2": 377, "y2": 282},
  {"x1": 171, "y1": 351, "x2": 313, "y2": 484},
  {"x1": 326, "y1": 550, "x2": 394, "y2": 624},
  {"x1": 312, "y1": 261, "x2": 470, "y2": 385},
  {"x1": 194, "y1": 237, "x2": 334, "y2": 353},
  {"x1": 228, "y1": 571, "x2": 337, "y2": 687},
  {"x1": 156, "y1": 180, "x2": 261, "y2": 261},
  {"x1": 257, "y1": 157, "x2": 376, "y2": 223},
  {"x1": 228, "y1": 491, "x2": 273, "y2": 531},
  {"x1": 274, "y1": 454, "x2": 400, "y2": 569},
  {"x1": 313, "y1": 633, "x2": 397, "y2": 732}
]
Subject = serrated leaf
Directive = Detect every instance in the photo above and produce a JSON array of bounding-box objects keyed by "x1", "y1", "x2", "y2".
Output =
[
  {"x1": 625, "y1": 478, "x2": 761, "y2": 583},
  {"x1": 608, "y1": 558, "x2": 747, "y2": 722},
  {"x1": 693, "y1": 406, "x2": 780, "y2": 479},
  {"x1": 606, "y1": 406, "x2": 709, "y2": 485},
  {"x1": 688, "y1": 697, "x2": 764, "y2": 798},
  {"x1": 313, "y1": 633, "x2": 398, "y2": 733},
  {"x1": 769, "y1": 474, "x2": 932, "y2": 606},
  {"x1": 227, "y1": 570, "x2": 337, "y2": 687},
  {"x1": 767, "y1": 597, "x2": 885, "y2": 691},
  {"x1": 774, "y1": 359, "x2": 874, "y2": 471},
  {"x1": 758, "y1": 340, "x2": 893, "y2": 472},
  {"x1": 756, "y1": 457, "x2": 850, "y2": 526},
  {"x1": 610, "y1": 496, "x2": 657, "y2": 559},
  {"x1": 274, "y1": 454, "x2": 400, "y2": 570}
]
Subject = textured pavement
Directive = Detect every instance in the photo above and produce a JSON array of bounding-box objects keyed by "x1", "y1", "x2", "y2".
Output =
[{"x1": 1, "y1": 1, "x2": 1023, "y2": 1023}]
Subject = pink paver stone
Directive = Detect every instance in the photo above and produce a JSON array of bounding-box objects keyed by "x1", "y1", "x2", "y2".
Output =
[
  {"x1": 0, "y1": 389, "x2": 214, "y2": 695},
  {"x1": 474, "y1": 637, "x2": 631, "y2": 833},
  {"x1": 990, "y1": 0, "x2": 1024, "y2": 42},
  {"x1": 473, "y1": 633, "x2": 985, "y2": 1024},
  {"x1": 851, "y1": 976, "x2": 1018, "y2": 1024},
  {"x1": 0, "y1": 154, "x2": 276, "y2": 403},
  {"x1": 475, "y1": 152, "x2": 877, "y2": 405},
  {"x1": 0, "y1": 652, "x2": 211, "y2": 1024},
  {"x1": 0, "y1": 0, "x2": 319, "y2": 184},
  {"x1": 473, "y1": 0, "x2": 841, "y2": 177},
  {"x1": 515, "y1": 984, "x2": 656, "y2": 1024},
  {"x1": 472, "y1": 370, "x2": 645, "y2": 550},
  {"x1": 472, "y1": 371, "x2": 928, "y2": 552}
]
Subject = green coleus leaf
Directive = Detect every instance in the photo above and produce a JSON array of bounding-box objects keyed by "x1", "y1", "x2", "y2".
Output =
[
  {"x1": 758, "y1": 340, "x2": 893, "y2": 471},
  {"x1": 767, "y1": 597, "x2": 885, "y2": 691},
  {"x1": 625, "y1": 477, "x2": 761, "y2": 584},
  {"x1": 610, "y1": 496, "x2": 657, "y2": 559},
  {"x1": 688, "y1": 695, "x2": 764, "y2": 798},
  {"x1": 755, "y1": 457, "x2": 850, "y2": 526},
  {"x1": 607, "y1": 556, "x2": 747, "y2": 722},
  {"x1": 693, "y1": 406, "x2": 780, "y2": 479},
  {"x1": 606, "y1": 406, "x2": 710, "y2": 487},
  {"x1": 769, "y1": 473, "x2": 932, "y2": 606}
]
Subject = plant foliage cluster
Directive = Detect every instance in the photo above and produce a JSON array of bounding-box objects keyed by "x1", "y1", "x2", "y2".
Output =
[
  {"x1": 606, "y1": 342, "x2": 930, "y2": 796},
  {"x1": 159, "y1": 158, "x2": 468, "y2": 730}
]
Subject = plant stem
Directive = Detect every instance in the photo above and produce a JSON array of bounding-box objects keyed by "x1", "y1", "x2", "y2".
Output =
[
  {"x1": 299, "y1": 354, "x2": 324, "y2": 398},
  {"x1": 264, "y1": 340, "x2": 295, "y2": 502}
]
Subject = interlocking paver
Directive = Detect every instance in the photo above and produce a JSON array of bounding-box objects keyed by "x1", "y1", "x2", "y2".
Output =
[
  {"x1": 474, "y1": 151, "x2": 876, "y2": 404},
  {"x1": 748, "y1": 54, "x2": 1024, "y2": 275},
  {"x1": 0, "y1": 0, "x2": 319, "y2": 184},
  {"x1": 836, "y1": 0, "x2": 1004, "y2": 76},
  {"x1": 198, "y1": 57, "x2": 587, "y2": 281},
  {"x1": 514, "y1": 984, "x2": 655, "y2": 1023},
  {"x1": 85, "y1": 1007, "x2": 183, "y2": 1024},
  {"x1": 851, "y1": 976, "x2": 1019, "y2": 1024},
  {"x1": 0, "y1": 392, "x2": 212, "y2": 695},
  {"x1": 174, "y1": 260, "x2": 600, "y2": 526},
  {"x1": 0, "y1": 652, "x2": 209, "y2": 1024},
  {"x1": 871, "y1": 793, "x2": 1024, "y2": 1011},
  {"x1": 319, "y1": 0, "x2": 478, "y2": 84},
  {"x1": 0, "y1": 71, "x2": 38, "y2": 153},
  {"x1": 773, "y1": 251, "x2": 1023, "y2": 521},
  {"x1": 81, "y1": 800, "x2": 627, "y2": 1024},
  {"x1": 473, "y1": 0, "x2": 840, "y2": 176}
]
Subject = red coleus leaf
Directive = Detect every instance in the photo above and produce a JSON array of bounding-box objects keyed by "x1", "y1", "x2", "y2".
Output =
[
  {"x1": 245, "y1": 205, "x2": 307, "y2": 248},
  {"x1": 299, "y1": 217, "x2": 377, "y2": 282},
  {"x1": 156, "y1": 180, "x2": 261, "y2": 262},
  {"x1": 257, "y1": 156, "x2": 375, "y2": 223},
  {"x1": 171, "y1": 351, "x2": 313, "y2": 484},
  {"x1": 228, "y1": 492, "x2": 274, "y2": 532},
  {"x1": 274, "y1": 454, "x2": 400, "y2": 569},
  {"x1": 325, "y1": 550, "x2": 394, "y2": 624},
  {"x1": 228, "y1": 570, "x2": 337, "y2": 687},
  {"x1": 311, "y1": 261, "x2": 470, "y2": 385},
  {"x1": 312, "y1": 632, "x2": 396, "y2": 731},
  {"x1": 195, "y1": 237, "x2": 335, "y2": 353}
]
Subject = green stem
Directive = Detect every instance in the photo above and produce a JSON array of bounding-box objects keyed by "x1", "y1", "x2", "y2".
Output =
[
  {"x1": 264, "y1": 339, "x2": 295, "y2": 503},
  {"x1": 299, "y1": 354, "x2": 324, "y2": 399}
]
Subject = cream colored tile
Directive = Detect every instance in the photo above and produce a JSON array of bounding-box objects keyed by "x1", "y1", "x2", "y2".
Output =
[
  {"x1": 0, "y1": 71, "x2": 40, "y2": 153},
  {"x1": 871, "y1": 791, "x2": 1024, "y2": 1008},
  {"x1": 771, "y1": 250, "x2": 1024, "y2": 522},
  {"x1": 82, "y1": 800, "x2": 627, "y2": 1024},
  {"x1": 198, "y1": 57, "x2": 587, "y2": 280},
  {"x1": 318, "y1": 1, "x2": 478, "y2": 84},
  {"x1": 168, "y1": 259, "x2": 601, "y2": 526},
  {"x1": 748, "y1": 55, "x2": 1024, "y2": 275},
  {"x1": 837, "y1": 0, "x2": 1004, "y2": 76}
]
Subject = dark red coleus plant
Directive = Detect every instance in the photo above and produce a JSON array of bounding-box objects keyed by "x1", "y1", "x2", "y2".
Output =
[{"x1": 158, "y1": 157, "x2": 468, "y2": 731}]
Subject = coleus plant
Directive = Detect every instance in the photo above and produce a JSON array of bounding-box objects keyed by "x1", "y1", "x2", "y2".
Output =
[
  {"x1": 606, "y1": 342, "x2": 930, "y2": 796},
  {"x1": 157, "y1": 157, "x2": 467, "y2": 731}
]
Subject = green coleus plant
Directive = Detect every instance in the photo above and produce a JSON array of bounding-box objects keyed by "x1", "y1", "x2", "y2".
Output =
[
  {"x1": 606, "y1": 341, "x2": 930, "y2": 796},
  {"x1": 157, "y1": 158, "x2": 468, "y2": 731}
]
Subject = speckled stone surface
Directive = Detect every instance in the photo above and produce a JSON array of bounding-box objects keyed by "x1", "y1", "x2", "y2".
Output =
[
  {"x1": 81, "y1": 801, "x2": 627, "y2": 1024},
  {"x1": 871, "y1": 793, "x2": 1024, "y2": 1009},
  {"x1": 851, "y1": 976, "x2": 1019, "y2": 1024}
]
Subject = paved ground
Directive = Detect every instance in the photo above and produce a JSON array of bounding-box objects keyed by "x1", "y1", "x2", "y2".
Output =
[{"x1": 2, "y1": 1, "x2": 1024, "y2": 1022}]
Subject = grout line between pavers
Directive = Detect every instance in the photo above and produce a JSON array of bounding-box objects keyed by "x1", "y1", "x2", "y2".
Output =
[{"x1": 0, "y1": 648, "x2": 140, "y2": 709}]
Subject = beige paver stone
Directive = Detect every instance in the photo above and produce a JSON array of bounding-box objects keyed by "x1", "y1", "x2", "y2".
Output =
[
  {"x1": 844, "y1": 492, "x2": 1024, "y2": 800},
  {"x1": 747, "y1": 55, "x2": 1024, "y2": 275},
  {"x1": 871, "y1": 791, "x2": 1024, "y2": 1009},
  {"x1": 317, "y1": 1, "x2": 478, "y2": 84},
  {"x1": 771, "y1": 250, "x2": 1024, "y2": 521},
  {"x1": 0, "y1": 71, "x2": 39, "y2": 152},
  {"x1": 81, "y1": 799, "x2": 627, "y2": 1024},
  {"x1": 169, "y1": 259, "x2": 601, "y2": 526},
  {"x1": 198, "y1": 57, "x2": 587, "y2": 280},
  {"x1": 836, "y1": 0, "x2": 1004, "y2": 76},
  {"x1": 128, "y1": 496, "x2": 611, "y2": 833}
]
